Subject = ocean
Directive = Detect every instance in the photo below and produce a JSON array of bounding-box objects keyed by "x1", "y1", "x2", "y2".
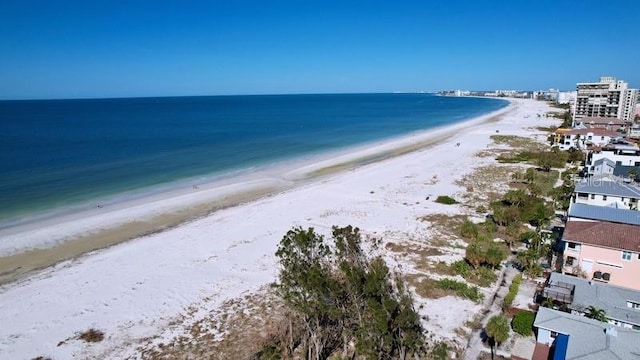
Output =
[{"x1": 0, "y1": 93, "x2": 507, "y2": 226}]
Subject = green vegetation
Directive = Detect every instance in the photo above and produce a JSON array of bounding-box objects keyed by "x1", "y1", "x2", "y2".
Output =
[
  {"x1": 448, "y1": 259, "x2": 497, "y2": 287},
  {"x1": 435, "y1": 195, "x2": 458, "y2": 205},
  {"x1": 502, "y1": 274, "x2": 522, "y2": 310},
  {"x1": 511, "y1": 311, "x2": 535, "y2": 336},
  {"x1": 486, "y1": 315, "x2": 510, "y2": 346},
  {"x1": 497, "y1": 150, "x2": 568, "y2": 170},
  {"x1": 585, "y1": 306, "x2": 607, "y2": 322},
  {"x1": 430, "y1": 342, "x2": 450, "y2": 360},
  {"x1": 549, "y1": 102, "x2": 571, "y2": 110},
  {"x1": 490, "y1": 135, "x2": 546, "y2": 150},
  {"x1": 435, "y1": 279, "x2": 484, "y2": 303},
  {"x1": 273, "y1": 226, "x2": 426, "y2": 359},
  {"x1": 490, "y1": 190, "x2": 553, "y2": 228}
]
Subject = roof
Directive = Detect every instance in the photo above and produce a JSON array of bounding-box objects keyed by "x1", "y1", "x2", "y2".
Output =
[
  {"x1": 568, "y1": 203, "x2": 640, "y2": 225},
  {"x1": 534, "y1": 307, "x2": 640, "y2": 360},
  {"x1": 581, "y1": 116, "x2": 627, "y2": 125},
  {"x1": 613, "y1": 165, "x2": 640, "y2": 183},
  {"x1": 532, "y1": 343, "x2": 551, "y2": 360},
  {"x1": 547, "y1": 273, "x2": 640, "y2": 325},
  {"x1": 593, "y1": 158, "x2": 616, "y2": 168},
  {"x1": 563, "y1": 219, "x2": 640, "y2": 252},
  {"x1": 574, "y1": 174, "x2": 640, "y2": 198},
  {"x1": 562, "y1": 128, "x2": 620, "y2": 137}
]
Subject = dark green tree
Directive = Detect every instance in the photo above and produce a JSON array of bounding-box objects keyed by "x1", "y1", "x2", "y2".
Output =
[{"x1": 274, "y1": 226, "x2": 426, "y2": 359}]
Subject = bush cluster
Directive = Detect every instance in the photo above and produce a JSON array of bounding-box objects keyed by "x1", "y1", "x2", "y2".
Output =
[
  {"x1": 273, "y1": 226, "x2": 426, "y2": 359},
  {"x1": 435, "y1": 195, "x2": 458, "y2": 205},
  {"x1": 436, "y1": 279, "x2": 484, "y2": 303},
  {"x1": 512, "y1": 310, "x2": 535, "y2": 336},
  {"x1": 502, "y1": 274, "x2": 522, "y2": 310}
]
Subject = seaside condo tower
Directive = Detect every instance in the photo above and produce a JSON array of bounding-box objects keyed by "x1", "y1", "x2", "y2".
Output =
[{"x1": 574, "y1": 76, "x2": 638, "y2": 126}]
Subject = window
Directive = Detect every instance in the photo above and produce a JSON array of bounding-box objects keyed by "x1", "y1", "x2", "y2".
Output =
[
  {"x1": 627, "y1": 301, "x2": 640, "y2": 309},
  {"x1": 603, "y1": 195, "x2": 608, "y2": 201},
  {"x1": 591, "y1": 194, "x2": 595, "y2": 199},
  {"x1": 601, "y1": 136, "x2": 605, "y2": 140},
  {"x1": 568, "y1": 242, "x2": 577, "y2": 249},
  {"x1": 623, "y1": 251, "x2": 632, "y2": 261}
]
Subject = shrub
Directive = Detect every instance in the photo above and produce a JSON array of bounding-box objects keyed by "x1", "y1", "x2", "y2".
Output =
[
  {"x1": 512, "y1": 311, "x2": 535, "y2": 336},
  {"x1": 476, "y1": 205, "x2": 487, "y2": 214},
  {"x1": 459, "y1": 219, "x2": 479, "y2": 240},
  {"x1": 435, "y1": 195, "x2": 457, "y2": 205},
  {"x1": 256, "y1": 345, "x2": 282, "y2": 360},
  {"x1": 79, "y1": 328, "x2": 105, "y2": 343},
  {"x1": 473, "y1": 266, "x2": 497, "y2": 287},
  {"x1": 502, "y1": 274, "x2": 522, "y2": 310},
  {"x1": 436, "y1": 279, "x2": 484, "y2": 303},
  {"x1": 430, "y1": 341, "x2": 450, "y2": 360},
  {"x1": 452, "y1": 259, "x2": 471, "y2": 277}
]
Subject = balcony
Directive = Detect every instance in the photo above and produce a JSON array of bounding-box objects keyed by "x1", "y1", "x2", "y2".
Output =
[
  {"x1": 563, "y1": 265, "x2": 579, "y2": 275},
  {"x1": 543, "y1": 280, "x2": 575, "y2": 304}
]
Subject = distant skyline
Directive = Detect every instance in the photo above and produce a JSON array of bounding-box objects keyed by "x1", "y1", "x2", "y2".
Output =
[{"x1": 1, "y1": 0, "x2": 639, "y2": 99}]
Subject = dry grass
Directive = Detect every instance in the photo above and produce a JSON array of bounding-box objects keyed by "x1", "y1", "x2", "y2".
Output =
[
  {"x1": 420, "y1": 214, "x2": 467, "y2": 233},
  {"x1": 455, "y1": 164, "x2": 518, "y2": 204},
  {"x1": 78, "y1": 328, "x2": 105, "y2": 343},
  {"x1": 385, "y1": 242, "x2": 444, "y2": 257},
  {"x1": 474, "y1": 148, "x2": 512, "y2": 158},
  {"x1": 490, "y1": 135, "x2": 546, "y2": 151},
  {"x1": 138, "y1": 288, "x2": 289, "y2": 360},
  {"x1": 404, "y1": 274, "x2": 448, "y2": 299}
]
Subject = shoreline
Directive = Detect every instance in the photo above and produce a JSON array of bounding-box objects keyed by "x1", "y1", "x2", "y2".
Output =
[
  {"x1": 0, "y1": 101, "x2": 513, "y2": 284},
  {"x1": 0, "y1": 98, "x2": 558, "y2": 360}
]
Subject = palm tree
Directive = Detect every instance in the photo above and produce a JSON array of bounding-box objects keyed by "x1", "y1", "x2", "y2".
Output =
[
  {"x1": 524, "y1": 168, "x2": 536, "y2": 184},
  {"x1": 585, "y1": 306, "x2": 607, "y2": 322},
  {"x1": 504, "y1": 189, "x2": 527, "y2": 207},
  {"x1": 486, "y1": 315, "x2": 510, "y2": 360}
]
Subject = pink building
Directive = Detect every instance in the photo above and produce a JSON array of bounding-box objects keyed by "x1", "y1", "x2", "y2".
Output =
[{"x1": 563, "y1": 218, "x2": 640, "y2": 290}]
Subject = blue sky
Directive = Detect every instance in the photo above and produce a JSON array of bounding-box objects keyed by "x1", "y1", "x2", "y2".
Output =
[{"x1": 1, "y1": 0, "x2": 639, "y2": 99}]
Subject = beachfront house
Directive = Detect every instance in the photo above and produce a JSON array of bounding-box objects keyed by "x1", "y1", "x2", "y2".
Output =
[
  {"x1": 541, "y1": 273, "x2": 640, "y2": 329},
  {"x1": 562, "y1": 204, "x2": 640, "y2": 290},
  {"x1": 554, "y1": 128, "x2": 619, "y2": 151},
  {"x1": 585, "y1": 143, "x2": 640, "y2": 175},
  {"x1": 590, "y1": 158, "x2": 615, "y2": 176},
  {"x1": 575, "y1": 116, "x2": 627, "y2": 132},
  {"x1": 629, "y1": 124, "x2": 640, "y2": 139},
  {"x1": 613, "y1": 165, "x2": 640, "y2": 183},
  {"x1": 532, "y1": 307, "x2": 640, "y2": 360},
  {"x1": 571, "y1": 174, "x2": 640, "y2": 210}
]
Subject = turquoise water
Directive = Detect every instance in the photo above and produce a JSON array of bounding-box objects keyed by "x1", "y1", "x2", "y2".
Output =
[{"x1": 0, "y1": 93, "x2": 507, "y2": 225}]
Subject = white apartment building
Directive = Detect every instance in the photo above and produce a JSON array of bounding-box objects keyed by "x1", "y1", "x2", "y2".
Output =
[{"x1": 575, "y1": 76, "x2": 638, "y2": 123}]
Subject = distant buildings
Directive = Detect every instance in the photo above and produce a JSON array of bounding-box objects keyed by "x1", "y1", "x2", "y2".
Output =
[
  {"x1": 575, "y1": 76, "x2": 638, "y2": 123},
  {"x1": 533, "y1": 89, "x2": 576, "y2": 104}
]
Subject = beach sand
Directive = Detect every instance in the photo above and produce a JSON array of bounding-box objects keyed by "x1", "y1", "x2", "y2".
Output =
[{"x1": 0, "y1": 98, "x2": 558, "y2": 359}]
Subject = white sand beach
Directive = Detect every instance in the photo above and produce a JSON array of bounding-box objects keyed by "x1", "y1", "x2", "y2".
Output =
[{"x1": 0, "y1": 98, "x2": 558, "y2": 359}]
